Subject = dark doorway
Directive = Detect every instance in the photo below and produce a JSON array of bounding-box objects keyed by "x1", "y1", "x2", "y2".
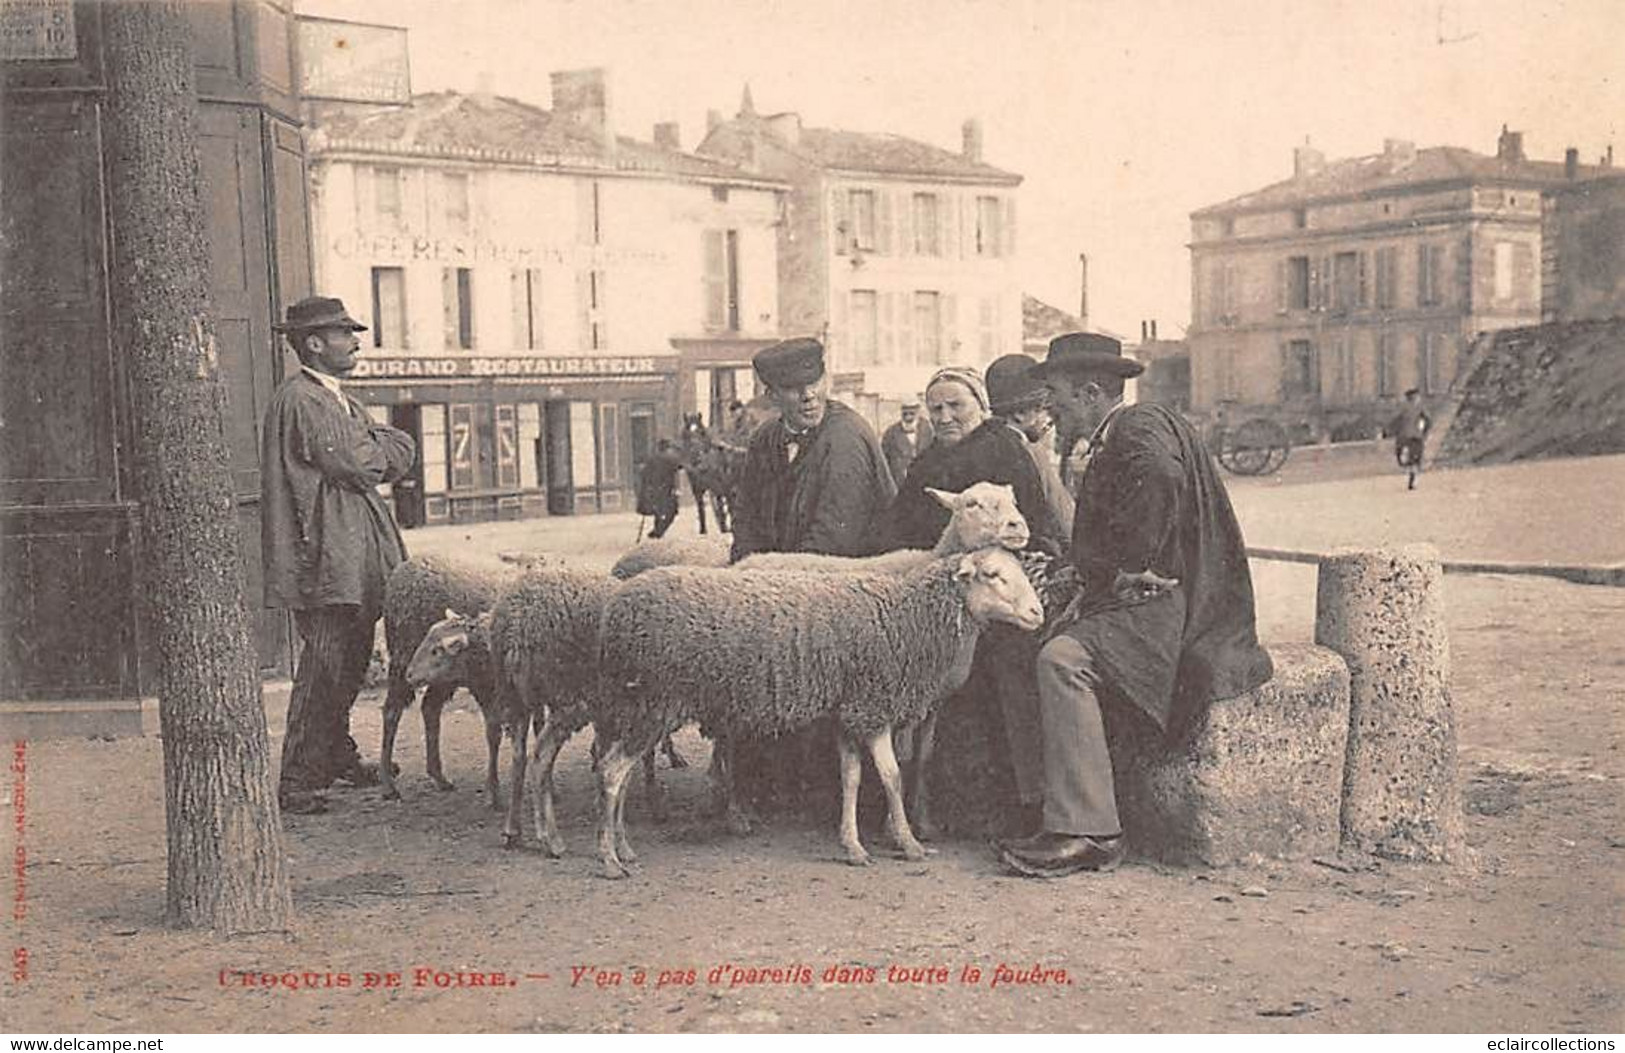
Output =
[
  {"x1": 543, "y1": 399, "x2": 573, "y2": 515},
  {"x1": 629, "y1": 402, "x2": 657, "y2": 483},
  {"x1": 389, "y1": 404, "x2": 426, "y2": 528}
]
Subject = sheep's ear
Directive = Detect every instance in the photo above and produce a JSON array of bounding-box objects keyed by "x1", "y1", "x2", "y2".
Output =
[
  {"x1": 926, "y1": 486, "x2": 959, "y2": 510},
  {"x1": 444, "y1": 607, "x2": 461, "y2": 621},
  {"x1": 954, "y1": 553, "x2": 978, "y2": 581},
  {"x1": 995, "y1": 483, "x2": 1015, "y2": 499}
]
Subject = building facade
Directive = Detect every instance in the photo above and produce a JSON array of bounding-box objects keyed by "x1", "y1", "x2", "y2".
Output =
[
  {"x1": 306, "y1": 75, "x2": 784, "y2": 525},
  {"x1": 1, "y1": 0, "x2": 312, "y2": 726},
  {"x1": 698, "y1": 93, "x2": 1022, "y2": 429},
  {"x1": 1542, "y1": 165, "x2": 1625, "y2": 324},
  {"x1": 1187, "y1": 130, "x2": 1603, "y2": 441}
]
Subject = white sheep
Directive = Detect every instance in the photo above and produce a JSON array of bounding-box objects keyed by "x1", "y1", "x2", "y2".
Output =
[
  {"x1": 609, "y1": 535, "x2": 731, "y2": 580},
  {"x1": 591, "y1": 545, "x2": 1045, "y2": 878}
]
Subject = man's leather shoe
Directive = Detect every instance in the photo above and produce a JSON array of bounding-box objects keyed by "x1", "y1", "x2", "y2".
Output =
[
  {"x1": 279, "y1": 790, "x2": 329, "y2": 816},
  {"x1": 998, "y1": 831, "x2": 1123, "y2": 878}
]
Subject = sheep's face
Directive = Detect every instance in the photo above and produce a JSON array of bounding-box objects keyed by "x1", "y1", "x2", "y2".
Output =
[
  {"x1": 955, "y1": 547, "x2": 1045, "y2": 632},
  {"x1": 405, "y1": 608, "x2": 490, "y2": 687},
  {"x1": 929, "y1": 482, "x2": 1029, "y2": 551}
]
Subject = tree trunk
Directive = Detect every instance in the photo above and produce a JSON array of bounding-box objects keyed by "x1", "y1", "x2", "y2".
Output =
[{"x1": 100, "y1": 2, "x2": 291, "y2": 933}]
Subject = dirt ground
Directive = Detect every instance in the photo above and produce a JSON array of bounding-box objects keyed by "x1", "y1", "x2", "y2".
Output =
[{"x1": 4, "y1": 462, "x2": 1624, "y2": 1034}]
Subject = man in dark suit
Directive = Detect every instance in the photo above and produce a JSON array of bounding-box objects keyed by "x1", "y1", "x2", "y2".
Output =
[
  {"x1": 998, "y1": 333, "x2": 1273, "y2": 876},
  {"x1": 729, "y1": 337, "x2": 895, "y2": 561},
  {"x1": 881, "y1": 401, "x2": 934, "y2": 490},
  {"x1": 261, "y1": 296, "x2": 416, "y2": 815}
]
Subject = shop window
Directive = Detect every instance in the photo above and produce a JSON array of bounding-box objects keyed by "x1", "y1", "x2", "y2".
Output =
[
  {"x1": 597, "y1": 403, "x2": 621, "y2": 485},
  {"x1": 449, "y1": 403, "x2": 476, "y2": 490},
  {"x1": 495, "y1": 404, "x2": 519, "y2": 488}
]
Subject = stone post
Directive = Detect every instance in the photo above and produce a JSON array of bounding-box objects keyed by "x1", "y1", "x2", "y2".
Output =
[{"x1": 1315, "y1": 545, "x2": 1465, "y2": 861}]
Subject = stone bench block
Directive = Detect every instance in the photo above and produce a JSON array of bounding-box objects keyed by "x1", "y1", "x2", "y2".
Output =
[{"x1": 1106, "y1": 643, "x2": 1352, "y2": 867}]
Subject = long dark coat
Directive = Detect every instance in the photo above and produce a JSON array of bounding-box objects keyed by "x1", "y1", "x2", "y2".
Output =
[
  {"x1": 882, "y1": 418, "x2": 1065, "y2": 555},
  {"x1": 261, "y1": 371, "x2": 415, "y2": 610},
  {"x1": 729, "y1": 400, "x2": 895, "y2": 561},
  {"x1": 881, "y1": 418, "x2": 934, "y2": 489},
  {"x1": 1062, "y1": 402, "x2": 1272, "y2": 729}
]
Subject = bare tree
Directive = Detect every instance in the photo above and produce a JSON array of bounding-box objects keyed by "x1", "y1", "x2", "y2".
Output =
[{"x1": 100, "y1": 1, "x2": 291, "y2": 932}]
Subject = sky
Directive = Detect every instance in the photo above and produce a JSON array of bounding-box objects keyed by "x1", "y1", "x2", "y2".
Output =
[{"x1": 295, "y1": 0, "x2": 1625, "y2": 340}]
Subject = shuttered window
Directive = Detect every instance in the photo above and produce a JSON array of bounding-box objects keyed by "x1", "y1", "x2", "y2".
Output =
[
  {"x1": 914, "y1": 291, "x2": 941, "y2": 365},
  {"x1": 442, "y1": 267, "x2": 474, "y2": 349},
  {"x1": 371, "y1": 266, "x2": 407, "y2": 349},
  {"x1": 850, "y1": 290, "x2": 879, "y2": 366}
]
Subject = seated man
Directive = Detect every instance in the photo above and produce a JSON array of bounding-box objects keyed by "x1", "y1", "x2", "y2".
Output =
[{"x1": 998, "y1": 333, "x2": 1274, "y2": 877}]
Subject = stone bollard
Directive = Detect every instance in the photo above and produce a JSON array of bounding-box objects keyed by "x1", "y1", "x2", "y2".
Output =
[{"x1": 1315, "y1": 544, "x2": 1465, "y2": 862}]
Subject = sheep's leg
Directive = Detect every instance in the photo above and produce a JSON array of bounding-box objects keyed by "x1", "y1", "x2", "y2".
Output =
[
  {"x1": 529, "y1": 712, "x2": 573, "y2": 859},
  {"x1": 614, "y1": 763, "x2": 637, "y2": 865},
  {"x1": 867, "y1": 727, "x2": 932, "y2": 862},
  {"x1": 380, "y1": 672, "x2": 414, "y2": 801},
  {"x1": 421, "y1": 684, "x2": 456, "y2": 792},
  {"x1": 836, "y1": 734, "x2": 870, "y2": 867},
  {"x1": 717, "y1": 734, "x2": 754, "y2": 836},
  {"x1": 483, "y1": 702, "x2": 504, "y2": 811},
  {"x1": 501, "y1": 712, "x2": 531, "y2": 849},
  {"x1": 596, "y1": 741, "x2": 639, "y2": 879},
  {"x1": 661, "y1": 732, "x2": 688, "y2": 770},
  {"x1": 909, "y1": 709, "x2": 941, "y2": 842}
]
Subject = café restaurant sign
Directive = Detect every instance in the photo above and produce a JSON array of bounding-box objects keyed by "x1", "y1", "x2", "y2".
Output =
[{"x1": 351, "y1": 355, "x2": 674, "y2": 380}]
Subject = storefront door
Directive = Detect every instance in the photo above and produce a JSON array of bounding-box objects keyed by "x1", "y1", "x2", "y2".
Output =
[
  {"x1": 543, "y1": 399, "x2": 573, "y2": 515},
  {"x1": 389, "y1": 404, "x2": 426, "y2": 528}
]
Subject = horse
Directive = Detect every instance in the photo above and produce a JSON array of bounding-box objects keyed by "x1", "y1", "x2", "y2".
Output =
[{"x1": 679, "y1": 413, "x2": 745, "y2": 535}]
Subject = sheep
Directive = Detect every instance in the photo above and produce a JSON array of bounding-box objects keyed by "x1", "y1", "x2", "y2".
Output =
[
  {"x1": 609, "y1": 535, "x2": 731, "y2": 580},
  {"x1": 591, "y1": 545, "x2": 1046, "y2": 878},
  {"x1": 733, "y1": 480, "x2": 1031, "y2": 838},
  {"x1": 733, "y1": 480, "x2": 1028, "y2": 573},
  {"x1": 381, "y1": 555, "x2": 520, "y2": 806}
]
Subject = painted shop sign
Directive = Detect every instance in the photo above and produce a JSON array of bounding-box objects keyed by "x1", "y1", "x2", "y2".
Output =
[
  {"x1": 330, "y1": 231, "x2": 669, "y2": 267},
  {"x1": 296, "y1": 16, "x2": 411, "y2": 104},
  {"x1": 351, "y1": 355, "x2": 675, "y2": 380}
]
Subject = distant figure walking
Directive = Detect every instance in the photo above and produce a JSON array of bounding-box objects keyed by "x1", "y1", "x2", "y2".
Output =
[
  {"x1": 881, "y1": 401, "x2": 934, "y2": 490},
  {"x1": 1391, "y1": 389, "x2": 1432, "y2": 491},
  {"x1": 636, "y1": 439, "x2": 683, "y2": 539}
]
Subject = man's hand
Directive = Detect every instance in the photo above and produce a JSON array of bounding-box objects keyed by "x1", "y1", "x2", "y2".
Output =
[{"x1": 1113, "y1": 569, "x2": 1179, "y2": 602}]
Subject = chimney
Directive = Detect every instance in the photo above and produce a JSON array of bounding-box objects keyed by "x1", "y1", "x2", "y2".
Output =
[
  {"x1": 1606, "y1": 145, "x2": 1615, "y2": 169},
  {"x1": 1140, "y1": 320, "x2": 1148, "y2": 342},
  {"x1": 962, "y1": 118, "x2": 984, "y2": 163},
  {"x1": 551, "y1": 68, "x2": 613, "y2": 143},
  {"x1": 653, "y1": 121, "x2": 680, "y2": 150},
  {"x1": 1565, "y1": 147, "x2": 1579, "y2": 180},
  {"x1": 1383, "y1": 138, "x2": 1416, "y2": 171},
  {"x1": 766, "y1": 112, "x2": 801, "y2": 146},
  {"x1": 1150, "y1": 319, "x2": 1158, "y2": 341},
  {"x1": 1293, "y1": 139, "x2": 1325, "y2": 179},
  {"x1": 706, "y1": 108, "x2": 723, "y2": 133},
  {"x1": 1078, "y1": 253, "x2": 1090, "y2": 332},
  {"x1": 1496, "y1": 124, "x2": 1525, "y2": 162}
]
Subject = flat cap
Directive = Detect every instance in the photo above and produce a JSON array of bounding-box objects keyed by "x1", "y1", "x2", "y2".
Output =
[
  {"x1": 753, "y1": 337, "x2": 826, "y2": 388},
  {"x1": 274, "y1": 295, "x2": 367, "y2": 333}
]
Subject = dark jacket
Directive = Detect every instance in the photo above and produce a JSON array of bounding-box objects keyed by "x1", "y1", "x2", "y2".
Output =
[
  {"x1": 261, "y1": 371, "x2": 415, "y2": 610},
  {"x1": 1068, "y1": 402, "x2": 1272, "y2": 725},
  {"x1": 730, "y1": 400, "x2": 895, "y2": 561},
  {"x1": 882, "y1": 418, "x2": 1065, "y2": 555},
  {"x1": 881, "y1": 418, "x2": 934, "y2": 488},
  {"x1": 636, "y1": 451, "x2": 681, "y2": 516}
]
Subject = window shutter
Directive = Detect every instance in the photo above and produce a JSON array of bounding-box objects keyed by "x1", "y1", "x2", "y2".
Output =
[
  {"x1": 595, "y1": 270, "x2": 608, "y2": 349},
  {"x1": 943, "y1": 193, "x2": 961, "y2": 260},
  {"x1": 1416, "y1": 243, "x2": 1430, "y2": 304},
  {"x1": 1003, "y1": 197, "x2": 1017, "y2": 257},
  {"x1": 511, "y1": 270, "x2": 527, "y2": 349},
  {"x1": 1278, "y1": 342, "x2": 1290, "y2": 399},
  {"x1": 441, "y1": 268, "x2": 458, "y2": 349},
  {"x1": 940, "y1": 293, "x2": 958, "y2": 365},
  {"x1": 1276, "y1": 259, "x2": 1288, "y2": 312},
  {"x1": 895, "y1": 191, "x2": 914, "y2": 257},
  {"x1": 831, "y1": 188, "x2": 849, "y2": 255},
  {"x1": 879, "y1": 291, "x2": 897, "y2": 365},
  {"x1": 900, "y1": 291, "x2": 919, "y2": 365},
  {"x1": 875, "y1": 190, "x2": 893, "y2": 255},
  {"x1": 703, "y1": 230, "x2": 727, "y2": 329},
  {"x1": 1358, "y1": 251, "x2": 1370, "y2": 308},
  {"x1": 830, "y1": 292, "x2": 850, "y2": 368},
  {"x1": 529, "y1": 268, "x2": 544, "y2": 350},
  {"x1": 576, "y1": 269, "x2": 591, "y2": 351}
]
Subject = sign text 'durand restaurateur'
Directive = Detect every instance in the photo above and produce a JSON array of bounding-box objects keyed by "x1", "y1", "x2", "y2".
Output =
[{"x1": 350, "y1": 355, "x2": 673, "y2": 380}]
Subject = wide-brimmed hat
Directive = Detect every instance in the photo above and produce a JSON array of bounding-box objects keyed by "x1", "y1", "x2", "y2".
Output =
[
  {"x1": 986, "y1": 353, "x2": 1049, "y2": 414},
  {"x1": 273, "y1": 296, "x2": 367, "y2": 333},
  {"x1": 1034, "y1": 332, "x2": 1144, "y2": 380},
  {"x1": 753, "y1": 337, "x2": 825, "y2": 388}
]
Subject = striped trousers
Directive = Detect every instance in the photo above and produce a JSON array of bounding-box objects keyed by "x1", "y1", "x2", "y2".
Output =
[{"x1": 279, "y1": 604, "x2": 379, "y2": 794}]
